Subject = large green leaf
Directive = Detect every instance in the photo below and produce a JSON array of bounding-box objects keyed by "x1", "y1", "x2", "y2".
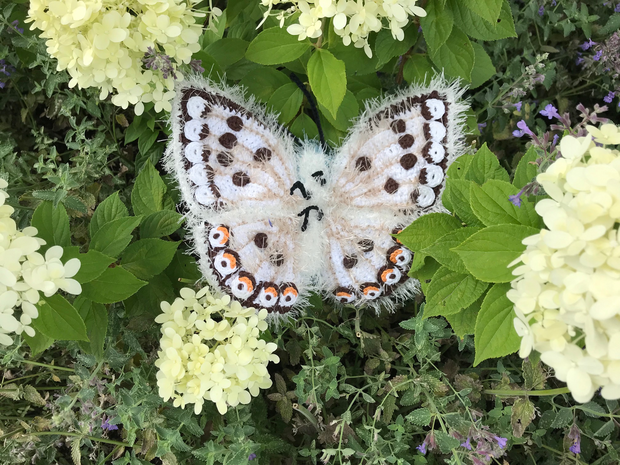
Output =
[
  {"x1": 267, "y1": 83, "x2": 304, "y2": 124},
  {"x1": 31, "y1": 201, "x2": 70, "y2": 252},
  {"x1": 450, "y1": 0, "x2": 517, "y2": 41},
  {"x1": 470, "y1": 42, "x2": 496, "y2": 88},
  {"x1": 90, "y1": 192, "x2": 129, "y2": 238},
  {"x1": 397, "y1": 213, "x2": 462, "y2": 252},
  {"x1": 461, "y1": 0, "x2": 502, "y2": 24},
  {"x1": 474, "y1": 283, "x2": 520, "y2": 365},
  {"x1": 422, "y1": 227, "x2": 482, "y2": 274},
  {"x1": 403, "y1": 54, "x2": 437, "y2": 84},
  {"x1": 239, "y1": 67, "x2": 290, "y2": 102},
  {"x1": 429, "y1": 27, "x2": 474, "y2": 81},
  {"x1": 290, "y1": 113, "x2": 319, "y2": 140},
  {"x1": 446, "y1": 296, "x2": 483, "y2": 338},
  {"x1": 374, "y1": 25, "x2": 418, "y2": 68},
  {"x1": 246, "y1": 27, "x2": 311, "y2": 65},
  {"x1": 121, "y1": 239, "x2": 180, "y2": 280},
  {"x1": 512, "y1": 147, "x2": 539, "y2": 189},
  {"x1": 124, "y1": 273, "x2": 177, "y2": 318},
  {"x1": 23, "y1": 331, "x2": 54, "y2": 355},
  {"x1": 206, "y1": 38, "x2": 248, "y2": 69},
  {"x1": 33, "y1": 294, "x2": 88, "y2": 342},
  {"x1": 424, "y1": 266, "x2": 489, "y2": 318},
  {"x1": 81, "y1": 267, "x2": 147, "y2": 304},
  {"x1": 443, "y1": 179, "x2": 484, "y2": 226},
  {"x1": 463, "y1": 143, "x2": 510, "y2": 184},
  {"x1": 75, "y1": 297, "x2": 108, "y2": 360},
  {"x1": 72, "y1": 250, "x2": 116, "y2": 284},
  {"x1": 307, "y1": 49, "x2": 346, "y2": 119},
  {"x1": 131, "y1": 161, "x2": 167, "y2": 217},
  {"x1": 454, "y1": 224, "x2": 539, "y2": 283},
  {"x1": 140, "y1": 210, "x2": 183, "y2": 239},
  {"x1": 90, "y1": 215, "x2": 142, "y2": 258},
  {"x1": 317, "y1": 90, "x2": 359, "y2": 132},
  {"x1": 420, "y1": 0, "x2": 454, "y2": 53},
  {"x1": 470, "y1": 180, "x2": 541, "y2": 228}
]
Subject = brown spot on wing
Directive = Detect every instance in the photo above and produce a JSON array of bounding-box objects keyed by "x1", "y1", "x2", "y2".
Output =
[
  {"x1": 398, "y1": 134, "x2": 414, "y2": 149},
  {"x1": 355, "y1": 156, "x2": 372, "y2": 172},
  {"x1": 219, "y1": 133, "x2": 237, "y2": 150},
  {"x1": 400, "y1": 153, "x2": 417, "y2": 170},
  {"x1": 358, "y1": 239, "x2": 374, "y2": 253},
  {"x1": 216, "y1": 152, "x2": 233, "y2": 167},
  {"x1": 384, "y1": 178, "x2": 399, "y2": 194},
  {"x1": 232, "y1": 172, "x2": 250, "y2": 187},
  {"x1": 254, "y1": 147, "x2": 272, "y2": 162},
  {"x1": 390, "y1": 119, "x2": 406, "y2": 133},
  {"x1": 343, "y1": 254, "x2": 358, "y2": 269},
  {"x1": 226, "y1": 115, "x2": 243, "y2": 131},
  {"x1": 254, "y1": 232, "x2": 268, "y2": 249}
]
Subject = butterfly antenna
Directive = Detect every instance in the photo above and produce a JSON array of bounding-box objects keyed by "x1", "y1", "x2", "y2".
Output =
[{"x1": 289, "y1": 72, "x2": 327, "y2": 151}]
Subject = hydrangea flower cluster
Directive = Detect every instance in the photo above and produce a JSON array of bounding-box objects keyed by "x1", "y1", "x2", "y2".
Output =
[
  {"x1": 26, "y1": 0, "x2": 205, "y2": 114},
  {"x1": 0, "y1": 180, "x2": 82, "y2": 346},
  {"x1": 261, "y1": 0, "x2": 426, "y2": 58},
  {"x1": 508, "y1": 122, "x2": 620, "y2": 403},
  {"x1": 155, "y1": 287, "x2": 280, "y2": 415}
]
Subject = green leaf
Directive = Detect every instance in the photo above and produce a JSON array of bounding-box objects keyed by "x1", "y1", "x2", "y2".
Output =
[
  {"x1": 461, "y1": 0, "x2": 502, "y2": 24},
  {"x1": 124, "y1": 273, "x2": 177, "y2": 318},
  {"x1": 33, "y1": 294, "x2": 88, "y2": 342},
  {"x1": 290, "y1": 113, "x2": 319, "y2": 140},
  {"x1": 473, "y1": 283, "x2": 519, "y2": 365},
  {"x1": 424, "y1": 266, "x2": 489, "y2": 318},
  {"x1": 31, "y1": 201, "x2": 70, "y2": 252},
  {"x1": 73, "y1": 250, "x2": 116, "y2": 284},
  {"x1": 443, "y1": 179, "x2": 483, "y2": 226},
  {"x1": 239, "y1": 67, "x2": 290, "y2": 102},
  {"x1": 454, "y1": 224, "x2": 539, "y2": 283},
  {"x1": 511, "y1": 398, "x2": 536, "y2": 437},
  {"x1": 397, "y1": 213, "x2": 462, "y2": 252},
  {"x1": 246, "y1": 27, "x2": 311, "y2": 65},
  {"x1": 90, "y1": 192, "x2": 128, "y2": 238},
  {"x1": 374, "y1": 25, "x2": 418, "y2": 68},
  {"x1": 23, "y1": 331, "x2": 54, "y2": 355},
  {"x1": 267, "y1": 83, "x2": 304, "y2": 125},
  {"x1": 463, "y1": 143, "x2": 510, "y2": 184},
  {"x1": 329, "y1": 39, "x2": 379, "y2": 76},
  {"x1": 446, "y1": 153, "x2": 474, "y2": 180},
  {"x1": 403, "y1": 54, "x2": 437, "y2": 84},
  {"x1": 513, "y1": 146, "x2": 539, "y2": 189},
  {"x1": 405, "y1": 408, "x2": 432, "y2": 426},
  {"x1": 307, "y1": 49, "x2": 346, "y2": 119},
  {"x1": 124, "y1": 115, "x2": 148, "y2": 144},
  {"x1": 131, "y1": 161, "x2": 166, "y2": 217},
  {"x1": 81, "y1": 267, "x2": 147, "y2": 304},
  {"x1": 445, "y1": 296, "x2": 482, "y2": 338},
  {"x1": 138, "y1": 129, "x2": 158, "y2": 156},
  {"x1": 317, "y1": 90, "x2": 359, "y2": 132},
  {"x1": 470, "y1": 42, "x2": 496, "y2": 88},
  {"x1": 90, "y1": 216, "x2": 142, "y2": 258},
  {"x1": 429, "y1": 27, "x2": 474, "y2": 81},
  {"x1": 121, "y1": 239, "x2": 180, "y2": 280},
  {"x1": 206, "y1": 38, "x2": 248, "y2": 69},
  {"x1": 422, "y1": 227, "x2": 482, "y2": 273},
  {"x1": 75, "y1": 297, "x2": 108, "y2": 360},
  {"x1": 450, "y1": 0, "x2": 517, "y2": 41},
  {"x1": 470, "y1": 180, "x2": 541, "y2": 228},
  {"x1": 434, "y1": 430, "x2": 461, "y2": 453},
  {"x1": 420, "y1": 0, "x2": 454, "y2": 53},
  {"x1": 192, "y1": 51, "x2": 224, "y2": 79},
  {"x1": 140, "y1": 210, "x2": 183, "y2": 238}
]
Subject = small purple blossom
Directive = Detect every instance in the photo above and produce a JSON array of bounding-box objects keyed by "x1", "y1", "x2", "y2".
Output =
[
  {"x1": 580, "y1": 39, "x2": 597, "y2": 51},
  {"x1": 552, "y1": 0, "x2": 556, "y2": 5},
  {"x1": 616, "y1": 3, "x2": 620, "y2": 12},
  {"x1": 513, "y1": 120, "x2": 534, "y2": 138},
  {"x1": 190, "y1": 59, "x2": 205, "y2": 74},
  {"x1": 416, "y1": 442, "x2": 427, "y2": 455},
  {"x1": 576, "y1": 52, "x2": 584, "y2": 66},
  {"x1": 540, "y1": 104, "x2": 560, "y2": 120},
  {"x1": 593, "y1": 50, "x2": 603, "y2": 61},
  {"x1": 604, "y1": 91, "x2": 616, "y2": 103},
  {"x1": 568, "y1": 425, "x2": 581, "y2": 455},
  {"x1": 461, "y1": 437, "x2": 472, "y2": 450},
  {"x1": 538, "y1": 6, "x2": 544, "y2": 16},
  {"x1": 10, "y1": 20, "x2": 24, "y2": 34},
  {"x1": 101, "y1": 418, "x2": 118, "y2": 431},
  {"x1": 552, "y1": 133, "x2": 559, "y2": 146},
  {"x1": 493, "y1": 436, "x2": 508, "y2": 449},
  {"x1": 514, "y1": 101, "x2": 523, "y2": 112},
  {"x1": 248, "y1": 453, "x2": 257, "y2": 461},
  {"x1": 478, "y1": 122, "x2": 487, "y2": 132},
  {"x1": 508, "y1": 194, "x2": 522, "y2": 207}
]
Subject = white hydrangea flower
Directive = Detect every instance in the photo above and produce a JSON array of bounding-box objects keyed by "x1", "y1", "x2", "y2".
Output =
[
  {"x1": 26, "y1": 0, "x2": 206, "y2": 115},
  {"x1": 508, "y1": 122, "x2": 620, "y2": 403},
  {"x1": 0, "y1": 180, "x2": 82, "y2": 346},
  {"x1": 155, "y1": 287, "x2": 279, "y2": 415},
  {"x1": 263, "y1": 0, "x2": 425, "y2": 57}
]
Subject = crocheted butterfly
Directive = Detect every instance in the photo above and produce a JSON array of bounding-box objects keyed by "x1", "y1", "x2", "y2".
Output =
[{"x1": 165, "y1": 76, "x2": 466, "y2": 317}]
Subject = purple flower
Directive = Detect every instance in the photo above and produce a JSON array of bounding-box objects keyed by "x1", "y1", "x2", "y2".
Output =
[
  {"x1": 604, "y1": 91, "x2": 616, "y2": 104},
  {"x1": 552, "y1": 133, "x2": 559, "y2": 146},
  {"x1": 568, "y1": 425, "x2": 581, "y2": 455},
  {"x1": 190, "y1": 59, "x2": 205, "y2": 74},
  {"x1": 593, "y1": 50, "x2": 603, "y2": 61},
  {"x1": 494, "y1": 436, "x2": 508, "y2": 449},
  {"x1": 513, "y1": 120, "x2": 534, "y2": 138},
  {"x1": 478, "y1": 122, "x2": 487, "y2": 132},
  {"x1": 10, "y1": 20, "x2": 23, "y2": 34},
  {"x1": 552, "y1": 0, "x2": 556, "y2": 5},
  {"x1": 514, "y1": 101, "x2": 523, "y2": 112},
  {"x1": 248, "y1": 453, "x2": 257, "y2": 461},
  {"x1": 461, "y1": 437, "x2": 472, "y2": 450},
  {"x1": 101, "y1": 418, "x2": 118, "y2": 431},
  {"x1": 580, "y1": 39, "x2": 597, "y2": 51},
  {"x1": 576, "y1": 52, "x2": 584, "y2": 66},
  {"x1": 508, "y1": 194, "x2": 522, "y2": 207},
  {"x1": 540, "y1": 104, "x2": 560, "y2": 120},
  {"x1": 416, "y1": 442, "x2": 427, "y2": 455},
  {"x1": 538, "y1": 6, "x2": 544, "y2": 16},
  {"x1": 616, "y1": 3, "x2": 620, "y2": 12}
]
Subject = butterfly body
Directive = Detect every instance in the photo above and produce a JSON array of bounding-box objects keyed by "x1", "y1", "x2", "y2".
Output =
[{"x1": 166, "y1": 76, "x2": 467, "y2": 318}]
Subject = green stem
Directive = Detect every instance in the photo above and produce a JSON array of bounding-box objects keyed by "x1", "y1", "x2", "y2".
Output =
[
  {"x1": 23, "y1": 431, "x2": 130, "y2": 447},
  {"x1": 21, "y1": 361, "x2": 75, "y2": 372},
  {"x1": 484, "y1": 387, "x2": 570, "y2": 397}
]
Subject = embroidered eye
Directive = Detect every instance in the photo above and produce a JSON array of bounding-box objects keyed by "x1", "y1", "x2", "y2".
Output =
[
  {"x1": 333, "y1": 286, "x2": 356, "y2": 304},
  {"x1": 208, "y1": 225, "x2": 230, "y2": 248},
  {"x1": 424, "y1": 121, "x2": 447, "y2": 142},
  {"x1": 360, "y1": 283, "x2": 382, "y2": 300},
  {"x1": 184, "y1": 120, "x2": 209, "y2": 142},
  {"x1": 412, "y1": 185, "x2": 436, "y2": 208},
  {"x1": 279, "y1": 283, "x2": 299, "y2": 307},
  {"x1": 255, "y1": 282, "x2": 279, "y2": 308},
  {"x1": 378, "y1": 266, "x2": 402, "y2": 285},
  {"x1": 419, "y1": 165, "x2": 444, "y2": 188},
  {"x1": 387, "y1": 246, "x2": 412, "y2": 267},
  {"x1": 186, "y1": 96, "x2": 208, "y2": 119},
  {"x1": 422, "y1": 141, "x2": 445, "y2": 164},
  {"x1": 213, "y1": 249, "x2": 239, "y2": 277},
  {"x1": 422, "y1": 99, "x2": 446, "y2": 120},
  {"x1": 188, "y1": 164, "x2": 210, "y2": 186},
  {"x1": 228, "y1": 271, "x2": 256, "y2": 300},
  {"x1": 195, "y1": 185, "x2": 216, "y2": 206}
]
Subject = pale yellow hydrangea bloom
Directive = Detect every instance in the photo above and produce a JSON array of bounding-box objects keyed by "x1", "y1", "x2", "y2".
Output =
[
  {"x1": 261, "y1": 0, "x2": 426, "y2": 58},
  {"x1": 0, "y1": 179, "x2": 82, "y2": 346},
  {"x1": 155, "y1": 287, "x2": 280, "y2": 415},
  {"x1": 26, "y1": 0, "x2": 205, "y2": 115},
  {"x1": 508, "y1": 123, "x2": 620, "y2": 403}
]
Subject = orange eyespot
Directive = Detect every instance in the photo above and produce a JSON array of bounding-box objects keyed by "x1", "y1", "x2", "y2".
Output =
[
  {"x1": 239, "y1": 276, "x2": 254, "y2": 292},
  {"x1": 208, "y1": 224, "x2": 230, "y2": 248},
  {"x1": 363, "y1": 285, "x2": 380, "y2": 296},
  {"x1": 333, "y1": 286, "x2": 356, "y2": 304},
  {"x1": 223, "y1": 252, "x2": 237, "y2": 269},
  {"x1": 391, "y1": 227, "x2": 403, "y2": 244},
  {"x1": 213, "y1": 249, "x2": 240, "y2": 277},
  {"x1": 283, "y1": 287, "x2": 298, "y2": 298},
  {"x1": 381, "y1": 268, "x2": 396, "y2": 283},
  {"x1": 336, "y1": 291, "x2": 352, "y2": 298},
  {"x1": 255, "y1": 282, "x2": 279, "y2": 308},
  {"x1": 265, "y1": 287, "x2": 278, "y2": 298},
  {"x1": 279, "y1": 283, "x2": 299, "y2": 307},
  {"x1": 389, "y1": 249, "x2": 403, "y2": 264}
]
